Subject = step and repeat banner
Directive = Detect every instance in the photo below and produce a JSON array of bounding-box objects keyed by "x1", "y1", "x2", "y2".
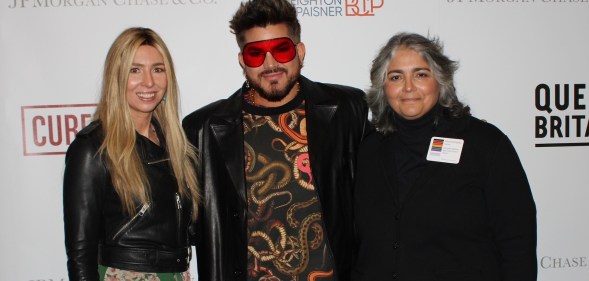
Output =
[{"x1": 1, "y1": 0, "x2": 588, "y2": 280}]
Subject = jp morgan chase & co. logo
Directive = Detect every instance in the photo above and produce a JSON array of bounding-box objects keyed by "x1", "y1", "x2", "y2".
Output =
[
  {"x1": 21, "y1": 104, "x2": 95, "y2": 156},
  {"x1": 541, "y1": 256, "x2": 588, "y2": 269},
  {"x1": 534, "y1": 83, "x2": 589, "y2": 147},
  {"x1": 290, "y1": 0, "x2": 384, "y2": 17},
  {"x1": 8, "y1": 0, "x2": 216, "y2": 9}
]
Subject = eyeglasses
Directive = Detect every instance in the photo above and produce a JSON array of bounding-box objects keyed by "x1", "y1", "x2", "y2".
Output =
[{"x1": 242, "y1": 37, "x2": 297, "y2": 68}]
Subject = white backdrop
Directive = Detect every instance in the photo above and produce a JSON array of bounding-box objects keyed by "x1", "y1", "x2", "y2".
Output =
[{"x1": 1, "y1": 0, "x2": 588, "y2": 280}]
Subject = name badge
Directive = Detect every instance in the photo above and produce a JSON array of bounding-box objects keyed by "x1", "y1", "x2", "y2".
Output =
[{"x1": 426, "y1": 137, "x2": 464, "y2": 164}]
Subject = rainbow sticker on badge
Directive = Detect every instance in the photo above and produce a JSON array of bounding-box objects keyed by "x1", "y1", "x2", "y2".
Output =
[{"x1": 426, "y1": 137, "x2": 464, "y2": 164}]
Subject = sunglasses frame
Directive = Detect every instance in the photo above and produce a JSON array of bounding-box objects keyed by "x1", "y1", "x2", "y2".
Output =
[{"x1": 241, "y1": 37, "x2": 298, "y2": 68}]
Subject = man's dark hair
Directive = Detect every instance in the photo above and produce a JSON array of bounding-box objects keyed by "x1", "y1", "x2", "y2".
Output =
[{"x1": 229, "y1": 0, "x2": 301, "y2": 48}]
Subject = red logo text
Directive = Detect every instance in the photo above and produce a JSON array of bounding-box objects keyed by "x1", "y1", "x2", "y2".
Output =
[
  {"x1": 21, "y1": 104, "x2": 96, "y2": 156},
  {"x1": 346, "y1": 0, "x2": 384, "y2": 16}
]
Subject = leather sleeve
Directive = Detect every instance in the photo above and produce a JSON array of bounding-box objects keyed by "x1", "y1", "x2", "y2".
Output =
[
  {"x1": 63, "y1": 135, "x2": 106, "y2": 281},
  {"x1": 484, "y1": 134, "x2": 538, "y2": 281}
]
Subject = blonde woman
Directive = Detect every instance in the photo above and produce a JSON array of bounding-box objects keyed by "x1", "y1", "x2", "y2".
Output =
[{"x1": 63, "y1": 27, "x2": 200, "y2": 281}]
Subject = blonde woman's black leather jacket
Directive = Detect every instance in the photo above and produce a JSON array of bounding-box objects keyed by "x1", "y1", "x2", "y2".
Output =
[{"x1": 63, "y1": 121, "x2": 194, "y2": 281}]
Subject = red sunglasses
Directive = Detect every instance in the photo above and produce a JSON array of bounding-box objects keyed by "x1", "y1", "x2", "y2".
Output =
[{"x1": 242, "y1": 37, "x2": 297, "y2": 68}]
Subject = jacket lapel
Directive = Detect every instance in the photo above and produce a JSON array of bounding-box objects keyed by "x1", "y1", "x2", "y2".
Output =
[
  {"x1": 300, "y1": 76, "x2": 337, "y2": 196},
  {"x1": 304, "y1": 76, "x2": 337, "y2": 195},
  {"x1": 208, "y1": 90, "x2": 247, "y2": 204}
]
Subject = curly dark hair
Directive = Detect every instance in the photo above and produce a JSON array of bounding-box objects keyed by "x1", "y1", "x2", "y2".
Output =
[{"x1": 229, "y1": 0, "x2": 301, "y2": 48}]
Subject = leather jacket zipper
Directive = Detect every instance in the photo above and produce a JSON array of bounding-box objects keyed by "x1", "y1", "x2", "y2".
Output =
[
  {"x1": 175, "y1": 192, "x2": 182, "y2": 243},
  {"x1": 147, "y1": 158, "x2": 170, "y2": 165},
  {"x1": 112, "y1": 203, "x2": 150, "y2": 240}
]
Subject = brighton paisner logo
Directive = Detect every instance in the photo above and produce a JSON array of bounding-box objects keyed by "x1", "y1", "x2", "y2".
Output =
[
  {"x1": 290, "y1": 0, "x2": 384, "y2": 17},
  {"x1": 534, "y1": 83, "x2": 589, "y2": 147},
  {"x1": 21, "y1": 104, "x2": 95, "y2": 156},
  {"x1": 541, "y1": 256, "x2": 588, "y2": 269}
]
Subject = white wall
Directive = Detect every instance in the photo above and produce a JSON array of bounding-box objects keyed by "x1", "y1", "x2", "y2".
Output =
[{"x1": 1, "y1": 0, "x2": 588, "y2": 280}]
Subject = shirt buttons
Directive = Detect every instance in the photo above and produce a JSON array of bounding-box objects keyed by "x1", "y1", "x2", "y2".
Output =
[{"x1": 234, "y1": 269, "x2": 243, "y2": 280}]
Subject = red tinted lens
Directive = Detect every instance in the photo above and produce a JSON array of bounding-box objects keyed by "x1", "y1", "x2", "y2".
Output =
[
  {"x1": 270, "y1": 39, "x2": 297, "y2": 63},
  {"x1": 242, "y1": 37, "x2": 296, "y2": 67}
]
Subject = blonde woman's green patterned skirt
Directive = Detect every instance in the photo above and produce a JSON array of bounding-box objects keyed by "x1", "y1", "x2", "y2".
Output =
[{"x1": 98, "y1": 265, "x2": 191, "y2": 281}]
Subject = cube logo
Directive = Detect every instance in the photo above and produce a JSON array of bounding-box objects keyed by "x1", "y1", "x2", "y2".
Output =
[{"x1": 21, "y1": 104, "x2": 96, "y2": 156}]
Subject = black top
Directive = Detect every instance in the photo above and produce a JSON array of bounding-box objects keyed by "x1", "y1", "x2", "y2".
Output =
[
  {"x1": 392, "y1": 107, "x2": 440, "y2": 203},
  {"x1": 352, "y1": 111, "x2": 537, "y2": 281}
]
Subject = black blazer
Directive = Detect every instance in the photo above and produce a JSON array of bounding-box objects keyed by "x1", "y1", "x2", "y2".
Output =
[
  {"x1": 352, "y1": 115, "x2": 537, "y2": 281},
  {"x1": 182, "y1": 75, "x2": 370, "y2": 281}
]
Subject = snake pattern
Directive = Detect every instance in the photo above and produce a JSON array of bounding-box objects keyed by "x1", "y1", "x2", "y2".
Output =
[{"x1": 243, "y1": 104, "x2": 334, "y2": 281}]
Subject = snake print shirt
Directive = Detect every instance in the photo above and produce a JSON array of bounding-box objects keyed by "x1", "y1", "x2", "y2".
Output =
[{"x1": 243, "y1": 93, "x2": 335, "y2": 281}]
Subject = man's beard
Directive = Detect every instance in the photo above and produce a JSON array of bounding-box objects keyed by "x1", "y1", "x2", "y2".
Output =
[{"x1": 247, "y1": 67, "x2": 300, "y2": 102}]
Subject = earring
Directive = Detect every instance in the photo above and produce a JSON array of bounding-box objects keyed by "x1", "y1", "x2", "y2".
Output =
[
  {"x1": 245, "y1": 80, "x2": 251, "y2": 89},
  {"x1": 162, "y1": 95, "x2": 167, "y2": 102}
]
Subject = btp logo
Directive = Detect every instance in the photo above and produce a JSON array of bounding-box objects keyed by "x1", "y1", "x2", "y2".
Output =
[{"x1": 346, "y1": 0, "x2": 384, "y2": 16}]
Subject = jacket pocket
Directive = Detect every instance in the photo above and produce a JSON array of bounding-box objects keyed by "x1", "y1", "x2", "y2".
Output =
[{"x1": 112, "y1": 203, "x2": 150, "y2": 240}]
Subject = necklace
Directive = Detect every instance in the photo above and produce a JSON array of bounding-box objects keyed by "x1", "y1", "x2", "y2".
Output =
[
  {"x1": 244, "y1": 82, "x2": 301, "y2": 107},
  {"x1": 149, "y1": 124, "x2": 160, "y2": 146},
  {"x1": 244, "y1": 88, "x2": 256, "y2": 106}
]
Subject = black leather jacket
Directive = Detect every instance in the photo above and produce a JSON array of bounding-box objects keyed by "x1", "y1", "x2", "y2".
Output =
[
  {"x1": 63, "y1": 121, "x2": 194, "y2": 281},
  {"x1": 182, "y1": 76, "x2": 370, "y2": 281}
]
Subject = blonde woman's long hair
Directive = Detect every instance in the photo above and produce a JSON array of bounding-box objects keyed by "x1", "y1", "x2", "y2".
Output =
[{"x1": 94, "y1": 27, "x2": 200, "y2": 220}]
